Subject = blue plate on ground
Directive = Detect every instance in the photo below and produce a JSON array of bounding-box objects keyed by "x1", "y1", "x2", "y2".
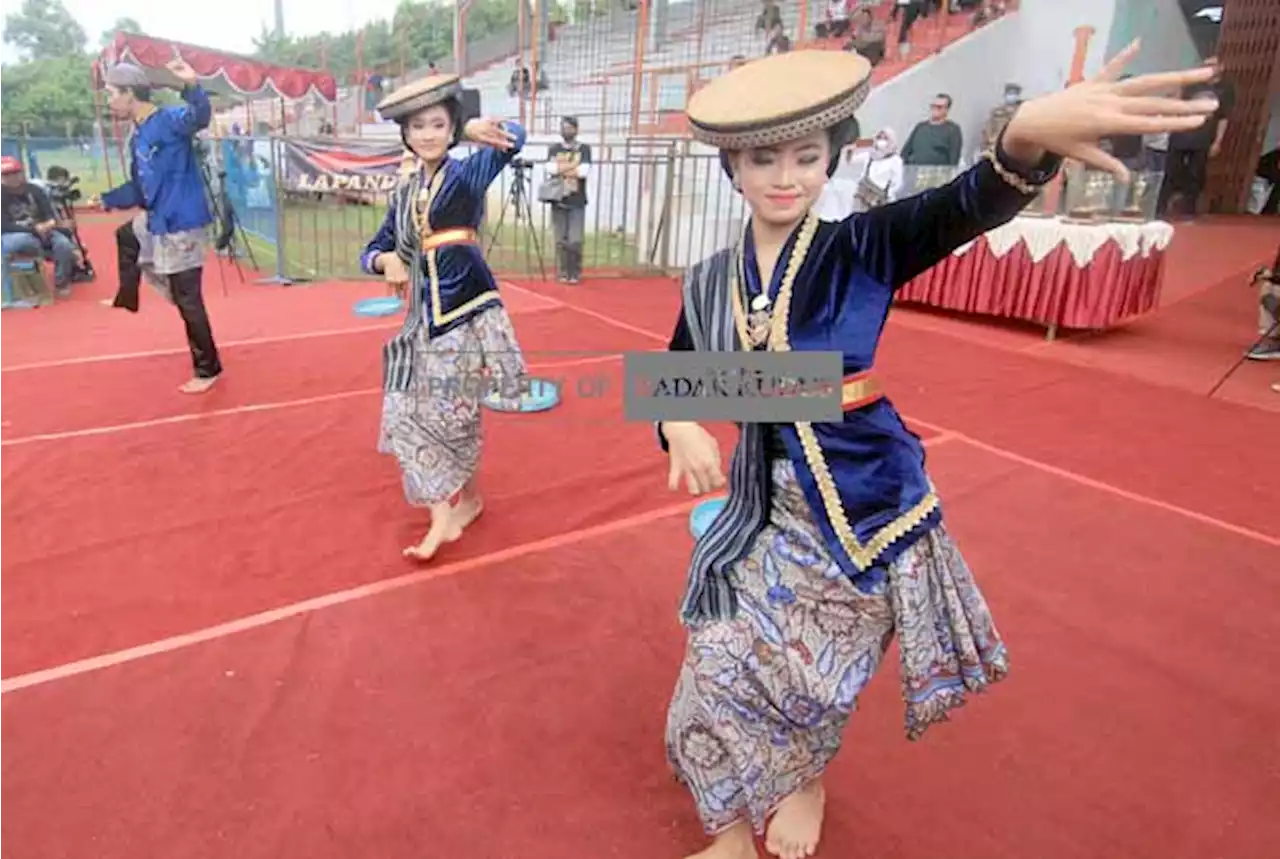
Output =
[
  {"x1": 690, "y1": 497, "x2": 728, "y2": 540},
  {"x1": 482, "y1": 378, "x2": 561, "y2": 413},
  {"x1": 353, "y1": 296, "x2": 404, "y2": 317}
]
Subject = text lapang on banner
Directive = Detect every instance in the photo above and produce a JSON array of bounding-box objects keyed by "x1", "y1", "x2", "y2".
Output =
[{"x1": 281, "y1": 138, "x2": 406, "y2": 195}]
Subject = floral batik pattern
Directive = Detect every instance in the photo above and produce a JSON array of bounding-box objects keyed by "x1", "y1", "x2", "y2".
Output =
[
  {"x1": 377, "y1": 305, "x2": 525, "y2": 505},
  {"x1": 665, "y1": 459, "x2": 1008, "y2": 835}
]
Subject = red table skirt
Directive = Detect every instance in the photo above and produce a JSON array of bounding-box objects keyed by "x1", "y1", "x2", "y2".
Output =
[{"x1": 897, "y1": 239, "x2": 1167, "y2": 330}]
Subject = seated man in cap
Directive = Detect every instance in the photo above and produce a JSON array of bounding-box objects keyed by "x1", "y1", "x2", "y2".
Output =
[
  {"x1": 98, "y1": 58, "x2": 222, "y2": 394},
  {"x1": 2, "y1": 155, "x2": 78, "y2": 307}
]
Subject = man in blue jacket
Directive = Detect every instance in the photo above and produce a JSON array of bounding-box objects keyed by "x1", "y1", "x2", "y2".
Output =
[{"x1": 101, "y1": 60, "x2": 222, "y2": 394}]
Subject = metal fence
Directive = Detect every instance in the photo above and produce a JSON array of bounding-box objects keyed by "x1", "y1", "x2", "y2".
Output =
[
  {"x1": 5, "y1": 132, "x2": 756, "y2": 281},
  {"x1": 207, "y1": 134, "x2": 753, "y2": 283},
  {"x1": 6, "y1": 132, "x2": 1049, "y2": 285},
  {"x1": 1, "y1": 137, "x2": 115, "y2": 196}
]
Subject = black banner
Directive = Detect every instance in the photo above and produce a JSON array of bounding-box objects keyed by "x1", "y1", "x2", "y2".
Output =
[{"x1": 282, "y1": 138, "x2": 407, "y2": 194}]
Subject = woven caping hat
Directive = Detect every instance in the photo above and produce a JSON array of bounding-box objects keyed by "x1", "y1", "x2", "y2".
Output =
[
  {"x1": 687, "y1": 51, "x2": 873, "y2": 150},
  {"x1": 377, "y1": 73, "x2": 463, "y2": 123}
]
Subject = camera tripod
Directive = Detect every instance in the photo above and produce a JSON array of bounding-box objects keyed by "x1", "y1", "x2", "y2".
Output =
[
  {"x1": 48, "y1": 185, "x2": 96, "y2": 282},
  {"x1": 484, "y1": 161, "x2": 547, "y2": 281},
  {"x1": 195, "y1": 138, "x2": 260, "y2": 292}
]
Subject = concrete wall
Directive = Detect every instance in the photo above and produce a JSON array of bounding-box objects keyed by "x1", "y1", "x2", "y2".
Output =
[
  {"x1": 1105, "y1": 0, "x2": 1201, "y2": 75},
  {"x1": 855, "y1": 12, "x2": 1025, "y2": 166},
  {"x1": 854, "y1": 0, "x2": 1123, "y2": 166}
]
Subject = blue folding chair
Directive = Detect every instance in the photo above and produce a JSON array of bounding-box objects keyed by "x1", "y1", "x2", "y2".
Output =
[{"x1": 0, "y1": 250, "x2": 43, "y2": 311}]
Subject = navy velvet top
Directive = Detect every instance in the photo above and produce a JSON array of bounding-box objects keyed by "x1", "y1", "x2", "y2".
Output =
[
  {"x1": 359, "y1": 121, "x2": 527, "y2": 338},
  {"x1": 664, "y1": 149, "x2": 1059, "y2": 581},
  {"x1": 101, "y1": 85, "x2": 214, "y2": 235}
]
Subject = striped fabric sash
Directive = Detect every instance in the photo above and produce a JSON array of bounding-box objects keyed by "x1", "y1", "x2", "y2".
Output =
[
  {"x1": 678, "y1": 251, "x2": 771, "y2": 624},
  {"x1": 382, "y1": 166, "x2": 444, "y2": 393}
]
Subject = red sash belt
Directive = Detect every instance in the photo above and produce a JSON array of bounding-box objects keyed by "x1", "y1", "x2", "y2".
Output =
[{"x1": 841, "y1": 370, "x2": 883, "y2": 412}]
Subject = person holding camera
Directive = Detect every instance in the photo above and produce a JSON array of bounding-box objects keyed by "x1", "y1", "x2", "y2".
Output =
[
  {"x1": 36, "y1": 166, "x2": 94, "y2": 282},
  {"x1": 97, "y1": 59, "x2": 222, "y2": 395},
  {"x1": 41, "y1": 166, "x2": 79, "y2": 228},
  {"x1": 2, "y1": 156, "x2": 78, "y2": 307},
  {"x1": 544, "y1": 116, "x2": 592, "y2": 284}
]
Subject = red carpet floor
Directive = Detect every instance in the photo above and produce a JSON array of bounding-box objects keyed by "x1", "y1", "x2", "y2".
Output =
[
  {"x1": 888, "y1": 216, "x2": 1280, "y2": 411},
  {"x1": 2, "y1": 215, "x2": 1278, "y2": 859}
]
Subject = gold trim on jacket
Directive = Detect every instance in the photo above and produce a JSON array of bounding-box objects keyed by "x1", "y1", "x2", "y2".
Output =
[
  {"x1": 763, "y1": 212, "x2": 940, "y2": 570},
  {"x1": 412, "y1": 165, "x2": 501, "y2": 328}
]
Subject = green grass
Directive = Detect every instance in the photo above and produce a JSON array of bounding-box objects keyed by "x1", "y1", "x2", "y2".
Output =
[
  {"x1": 16, "y1": 144, "x2": 116, "y2": 198},
  {"x1": 254, "y1": 198, "x2": 646, "y2": 281}
]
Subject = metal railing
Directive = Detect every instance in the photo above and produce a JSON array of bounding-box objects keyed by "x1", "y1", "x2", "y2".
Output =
[{"x1": 237, "y1": 134, "x2": 750, "y2": 283}]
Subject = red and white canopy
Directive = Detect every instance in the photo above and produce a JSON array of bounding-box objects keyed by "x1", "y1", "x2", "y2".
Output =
[{"x1": 99, "y1": 32, "x2": 337, "y2": 103}]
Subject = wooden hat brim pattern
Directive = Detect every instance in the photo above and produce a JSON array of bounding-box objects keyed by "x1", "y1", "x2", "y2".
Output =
[
  {"x1": 377, "y1": 74, "x2": 463, "y2": 123},
  {"x1": 687, "y1": 51, "x2": 873, "y2": 150}
]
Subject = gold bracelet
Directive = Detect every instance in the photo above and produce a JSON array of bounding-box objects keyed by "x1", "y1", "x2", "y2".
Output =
[{"x1": 982, "y1": 148, "x2": 1040, "y2": 195}]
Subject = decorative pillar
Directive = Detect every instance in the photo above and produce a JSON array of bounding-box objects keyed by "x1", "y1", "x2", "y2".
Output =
[
  {"x1": 1204, "y1": 0, "x2": 1280, "y2": 213},
  {"x1": 1067, "y1": 25, "x2": 1096, "y2": 84}
]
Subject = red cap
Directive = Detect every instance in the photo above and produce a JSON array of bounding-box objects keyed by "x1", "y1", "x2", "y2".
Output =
[{"x1": 0, "y1": 156, "x2": 22, "y2": 175}]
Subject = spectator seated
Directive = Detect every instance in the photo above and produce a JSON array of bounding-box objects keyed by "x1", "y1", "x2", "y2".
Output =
[
  {"x1": 815, "y1": 0, "x2": 855, "y2": 40},
  {"x1": 844, "y1": 7, "x2": 888, "y2": 66}
]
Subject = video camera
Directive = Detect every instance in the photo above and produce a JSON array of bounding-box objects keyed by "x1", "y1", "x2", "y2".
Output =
[{"x1": 45, "y1": 174, "x2": 82, "y2": 207}]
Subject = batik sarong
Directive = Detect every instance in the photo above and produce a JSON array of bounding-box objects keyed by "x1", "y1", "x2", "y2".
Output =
[
  {"x1": 377, "y1": 305, "x2": 525, "y2": 505},
  {"x1": 666, "y1": 459, "x2": 1008, "y2": 834}
]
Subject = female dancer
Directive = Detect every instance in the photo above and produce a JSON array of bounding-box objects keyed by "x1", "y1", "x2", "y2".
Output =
[
  {"x1": 361, "y1": 75, "x2": 527, "y2": 561},
  {"x1": 658, "y1": 46, "x2": 1217, "y2": 859}
]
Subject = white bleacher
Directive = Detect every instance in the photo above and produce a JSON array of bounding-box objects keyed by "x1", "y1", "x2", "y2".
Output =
[
  {"x1": 461, "y1": 0, "x2": 784, "y2": 137},
  {"x1": 225, "y1": 2, "x2": 1013, "y2": 271}
]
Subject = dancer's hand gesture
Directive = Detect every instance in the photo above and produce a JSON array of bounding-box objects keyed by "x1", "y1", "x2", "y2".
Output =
[
  {"x1": 464, "y1": 118, "x2": 518, "y2": 151},
  {"x1": 379, "y1": 252, "x2": 409, "y2": 298},
  {"x1": 664, "y1": 421, "x2": 726, "y2": 496},
  {"x1": 166, "y1": 58, "x2": 199, "y2": 87},
  {"x1": 1003, "y1": 40, "x2": 1219, "y2": 181}
]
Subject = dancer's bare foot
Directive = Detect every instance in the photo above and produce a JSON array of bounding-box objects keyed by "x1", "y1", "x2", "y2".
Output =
[
  {"x1": 456, "y1": 492, "x2": 484, "y2": 528},
  {"x1": 179, "y1": 376, "x2": 219, "y2": 395},
  {"x1": 765, "y1": 780, "x2": 825, "y2": 859},
  {"x1": 403, "y1": 495, "x2": 484, "y2": 562},
  {"x1": 685, "y1": 822, "x2": 758, "y2": 859}
]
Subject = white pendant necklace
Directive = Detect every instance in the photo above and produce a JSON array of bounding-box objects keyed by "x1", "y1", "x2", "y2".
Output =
[{"x1": 745, "y1": 288, "x2": 773, "y2": 349}]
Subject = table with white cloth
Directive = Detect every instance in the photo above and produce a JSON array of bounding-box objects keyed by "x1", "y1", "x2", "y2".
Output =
[{"x1": 896, "y1": 216, "x2": 1176, "y2": 338}]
